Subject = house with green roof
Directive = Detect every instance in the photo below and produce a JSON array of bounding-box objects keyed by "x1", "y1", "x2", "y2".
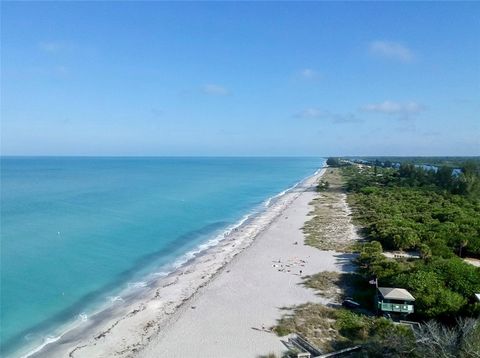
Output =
[{"x1": 376, "y1": 287, "x2": 415, "y2": 316}]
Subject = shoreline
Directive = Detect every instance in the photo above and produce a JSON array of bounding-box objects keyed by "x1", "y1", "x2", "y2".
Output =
[
  {"x1": 23, "y1": 166, "x2": 327, "y2": 358},
  {"x1": 139, "y1": 165, "x2": 357, "y2": 357}
]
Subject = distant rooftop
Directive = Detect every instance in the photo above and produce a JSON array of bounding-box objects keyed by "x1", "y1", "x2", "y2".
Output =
[
  {"x1": 378, "y1": 287, "x2": 415, "y2": 301},
  {"x1": 382, "y1": 251, "x2": 420, "y2": 259}
]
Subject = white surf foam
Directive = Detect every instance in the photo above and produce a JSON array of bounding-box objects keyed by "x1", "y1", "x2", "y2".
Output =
[
  {"x1": 127, "y1": 281, "x2": 147, "y2": 289},
  {"x1": 18, "y1": 164, "x2": 325, "y2": 358},
  {"x1": 107, "y1": 296, "x2": 124, "y2": 303}
]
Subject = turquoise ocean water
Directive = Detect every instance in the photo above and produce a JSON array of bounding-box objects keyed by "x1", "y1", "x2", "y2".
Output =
[{"x1": 0, "y1": 157, "x2": 323, "y2": 356}]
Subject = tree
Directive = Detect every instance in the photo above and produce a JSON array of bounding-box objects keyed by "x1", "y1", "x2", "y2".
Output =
[
  {"x1": 456, "y1": 160, "x2": 480, "y2": 196},
  {"x1": 326, "y1": 157, "x2": 341, "y2": 167},
  {"x1": 364, "y1": 318, "x2": 416, "y2": 357},
  {"x1": 394, "y1": 270, "x2": 466, "y2": 318},
  {"x1": 430, "y1": 257, "x2": 480, "y2": 298},
  {"x1": 436, "y1": 166, "x2": 454, "y2": 190},
  {"x1": 418, "y1": 243, "x2": 432, "y2": 260},
  {"x1": 415, "y1": 318, "x2": 480, "y2": 358}
]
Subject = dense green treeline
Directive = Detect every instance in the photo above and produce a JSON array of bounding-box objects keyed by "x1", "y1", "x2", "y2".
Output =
[
  {"x1": 349, "y1": 156, "x2": 480, "y2": 169},
  {"x1": 343, "y1": 161, "x2": 480, "y2": 321},
  {"x1": 358, "y1": 241, "x2": 480, "y2": 319},
  {"x1": 269, "y1": 161, "x2": 479, "y2": 357},
  {"x1": 344, "y1": 163, "x2": 480, "y2": 256}
]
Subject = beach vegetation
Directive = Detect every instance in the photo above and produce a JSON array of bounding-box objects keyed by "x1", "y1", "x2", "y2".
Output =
[
  {"x1": 343, "y1": 161, "x2": 480, "y2": 320},
  {"x1": 273, "y1": 304, "x2": 416, "y2": 355},
  {"x1": 326, "y1": 157, "x2": 341, "y2": 166},
  {"x1": 256, "y1": 353, "x2": 279, "y2": 358},
  {"x1": 336, "y1": 311, "x2": 417, "y2": 356},
  {"x1": 303, "y1": 271, "x2": 347, "y2": 300},
  {"x1": 273, "y1": 304, "x2": 480, "y2": 357},
  {"x1": 273, "y1": 303, "x2": 347, "y2": 351},
  {"x1": 414, "y1": 318, "x2": 480, "y2": 358},
  {"x1": 302, "y1": 271, "x2": 375, "y2": 309},
  {"x1": 303, "y1": 168, "x2": 357, "y2": 252},
  {"x1": 278, "y1": 158, "x2": 480, "y2": 357},
  {"x1": 316, "y1": 179, "x2": 329, "y2": 191}
]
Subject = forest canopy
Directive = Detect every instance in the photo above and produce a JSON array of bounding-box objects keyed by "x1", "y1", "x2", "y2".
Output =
[{"x1": 343, "y1": 158, "x2": 480, "y2": 320}]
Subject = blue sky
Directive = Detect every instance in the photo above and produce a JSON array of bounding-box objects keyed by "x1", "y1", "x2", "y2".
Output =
[{"x1": 1, "y1": 2, "x2": 479, "y2": 156}]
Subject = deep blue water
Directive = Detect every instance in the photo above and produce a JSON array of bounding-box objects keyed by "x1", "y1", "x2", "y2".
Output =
[{"x1": 0, "y1": 157, "x2": 323, "y2": 356}]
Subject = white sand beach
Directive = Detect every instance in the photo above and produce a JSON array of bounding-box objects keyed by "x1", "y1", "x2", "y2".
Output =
[
  {"x1": 30, "y1": 167, "x2": 357, "y2": 358},
  {"x1": 140, "y1": 168, "x2": 357, "y2": 358}
]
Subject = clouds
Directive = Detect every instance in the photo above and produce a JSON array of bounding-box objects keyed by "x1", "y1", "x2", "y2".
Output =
[
  {"x1": 295, "y1": 100, "x2": 425, "y2": 124},
  {"x1": 361, "y1": 100, "x2": 425, "y2": 120},
  {"x1": 362, "y1": 100, "x2": 424, "y2": 114},
  {"x1": 328, "y1": 112, "x2": 363, "y2": 124},
  {"x1": 369, "y1": 40, "x2": 414, "y2": 63},
  {"x1": 201, "y1": 84, "x2": 230, "y2": 96},
  {"x1": 299, "y1": 68, "x2": 321, "y2": 80},
  {"x1": 294, "y1": 108, "x2": 323, "y2": 119},
  {"x1": 295, "y1": 108, "x2": 362, "y2": 124}
]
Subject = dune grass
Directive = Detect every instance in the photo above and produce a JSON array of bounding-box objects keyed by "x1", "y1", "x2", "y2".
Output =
[
  {"x1": 273, "y1": 303, "x2": 346, "y2": 352},
  {"x1": 304, "y1": 271, "x2": 376, "y2": 310},
  {"x1": 303, "y1": 168, "x2": 358, "y2": 252}
]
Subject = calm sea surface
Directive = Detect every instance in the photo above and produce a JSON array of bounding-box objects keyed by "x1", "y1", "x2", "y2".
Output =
[{"x1": 0, "y1": 157, "x2": 323, "y2": 356}]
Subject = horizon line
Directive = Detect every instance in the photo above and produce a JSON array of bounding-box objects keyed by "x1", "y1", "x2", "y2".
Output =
[{"x1": 1, "y1": 155, "x2": 479, "y2": 158}]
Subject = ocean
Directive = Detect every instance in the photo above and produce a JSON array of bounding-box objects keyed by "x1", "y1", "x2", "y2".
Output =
[{"x1": 0, "y1": 157, "x2": 323, "y2": 357}]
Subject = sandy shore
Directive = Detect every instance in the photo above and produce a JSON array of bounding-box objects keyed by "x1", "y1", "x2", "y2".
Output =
[
  {"x1": 138, "y1": 168, "x2": 356, "y2": 358},
  {"x1": 29, "y1": 167, "x2": 356, "y2": 358}
]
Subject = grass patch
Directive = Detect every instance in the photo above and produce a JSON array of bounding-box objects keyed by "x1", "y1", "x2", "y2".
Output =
[
  {"x1": 273, "y1": 304, "x2": 416, "y2": 355},
  {"x1": 302, "y1": 271, "x2": 375, "y2": 310},
  {"x1": 303, "y1": 168, "x2": 358, "y2": 252},
  {"x1": 273, "y1": 303, "x2": 346, "y2": 352},
  {"x1": 302, "y1": 271, "x2": 349, "y2": 301}
]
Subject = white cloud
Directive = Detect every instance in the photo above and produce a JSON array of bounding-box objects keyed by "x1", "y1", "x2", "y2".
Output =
[
  {"x1": 295, "y1": 108, "x2": 362, "y2": 123},
  {"x1": 299, "y1": 68, "x2": 321, "y2": 80},
  {"x1": 201, "y1": 84, "x2": 230, "y2": 96},
  {"x1": 369, "y1": 41, "x2": 414, "y2": 62},
  {"x1": 294, "y1": 108, "x2": 323, "y2": 118},
  {"x1": 362, "y1": 100, "x2": 424, "y2": 114},
  {"x1": 361, "y1": 100, "x2": 425, "y2": 120},
  {"x1": 329, "y1": 113, "x2": 363, "y2": 124}
]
